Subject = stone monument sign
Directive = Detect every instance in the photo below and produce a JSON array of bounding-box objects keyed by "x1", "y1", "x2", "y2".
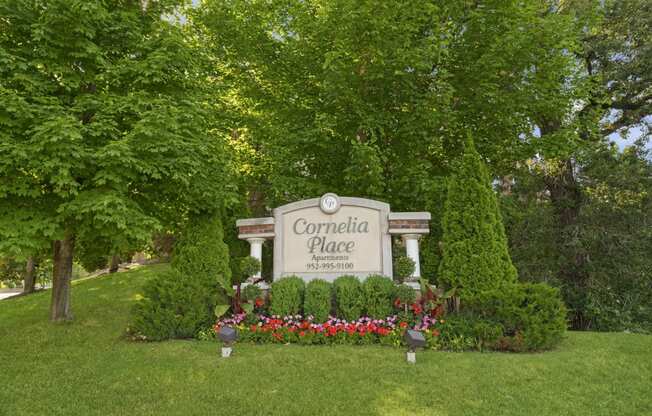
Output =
[{"x1": 236, "y1": 193, "x2": 430, "y2": 283}]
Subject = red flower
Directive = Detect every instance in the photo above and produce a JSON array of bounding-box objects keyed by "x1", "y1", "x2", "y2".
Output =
[
  {"x1": 411, "y1": 303, "x2": 423, "y2": 315},
  {"x1": 255, "y1": 298, "x2": 264, "y2": 307},
  {"x1": 399, "y1": 321, "x2": 408, "y2": 328},
  {"x1": 250, "y1": 325, "x2": 258, "y2": 332},
  {"x1": 394, "y1": 298, "x2": 402, "y2": 308},
  {"x1": 299, "y1": 331, "x2": 306, "y2": 337},
  {"x1": 327, "y1": 326, "x2": 337, "y2": 336},
  {"x1": 272, "y1": 332, "x2": 282, "y2": 341}
]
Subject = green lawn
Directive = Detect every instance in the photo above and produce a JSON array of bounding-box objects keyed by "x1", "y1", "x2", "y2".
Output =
[{"x1": 1, "y1": 264, "x2": 650, "y2": 416}]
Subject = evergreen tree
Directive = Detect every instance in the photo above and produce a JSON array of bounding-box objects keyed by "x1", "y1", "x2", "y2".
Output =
[
  {"x1": 131, "y1": 213, "x2": 232, "y2": 340},
  {"x1": 438, "y1": 137, "x2": 517, "y2": 296}
]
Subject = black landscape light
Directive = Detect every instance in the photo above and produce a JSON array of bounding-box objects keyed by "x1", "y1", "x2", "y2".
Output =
[
  {"x1": 405, "y1": 329, "x2": 426, "y2": 364},
  {"x1": 218, "y1": 326, "x2": 238, "y2": 358}
]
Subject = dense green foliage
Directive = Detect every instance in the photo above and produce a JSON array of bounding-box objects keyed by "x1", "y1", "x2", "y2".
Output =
[
  {"x1": 465, "y1": 283, "x2": 568, "y2": 351},
  {"x1": 269, "y1": 276, "x2": 305, "y2": 316},
  {"x1": 333, "y1": 275, "x2": 364, "y2": 321},
  {"x1": 393, "y1": 284, "x2": 416, "y2": 306},
  {"x1": 392, "y1": 255, "x2": 415, "y2": 284},
  {"x1": 196, "y1": 0, "x2": 575, "y2": 210},
  {"x1": 0, "y1": 0, "x2": 649, "y2": 335},
  {"x1": 303, "y1": 279, "x2": 333, "y2": 322},
  {"x1": 518, "y1": 0, "x2": 651, "y2": 330},
  {"x1": 130, "y1": 214, "x2": 231, "y2": 340},
  {"x1": 242, "y1": 284, "x2": 263, "y2": 303},
  {"x1": 235, "y1": 256, "x2": 262, "y2": 286},
  {"x1": 504, "y1": 144, "x2": 652, "y2": 332},
  {"x1": 0, "y1": 0, "x2": 232, "y2": 319},
  {"x1": 438, "y1": 138, "x2": 517, "y2": 296},
  {"x1": 2, "y1": 265, "x2": 652, "y2": 415},
  {"x1": 193, "y1": 0, "x2": 649, "y2": 332},
  {"x1": 362, "y1": 275, "x2": 395, "y2": 319},
  {"x1": 436, "y1": 315, "x2": 504, "y2": 352}
]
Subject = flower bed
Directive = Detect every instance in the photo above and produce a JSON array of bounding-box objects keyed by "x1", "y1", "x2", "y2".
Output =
[{"x1": 214, "y1": 313, "x2": 444, "y2": 348}]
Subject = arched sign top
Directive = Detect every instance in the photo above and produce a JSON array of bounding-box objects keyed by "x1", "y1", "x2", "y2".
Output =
[{"x1": 273, "y1": 195, "x2": 391, "y2": 217}]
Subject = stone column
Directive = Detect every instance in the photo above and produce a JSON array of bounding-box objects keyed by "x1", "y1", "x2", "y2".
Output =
[
  {"x1": 247, "y1": 237, "x2": 266, "y2": 279},
  {"x1": 401, "y1": 234, "x2": 421, "y2": 279}
]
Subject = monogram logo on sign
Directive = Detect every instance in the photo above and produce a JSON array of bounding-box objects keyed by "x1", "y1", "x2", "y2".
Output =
[{"x1": 319, "y1": 193, "x2": 340, "y2": 214}]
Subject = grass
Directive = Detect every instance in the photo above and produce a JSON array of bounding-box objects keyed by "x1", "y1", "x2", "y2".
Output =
[{"x1": 1, "y1": 264, "x2": 651, "y2": 416}]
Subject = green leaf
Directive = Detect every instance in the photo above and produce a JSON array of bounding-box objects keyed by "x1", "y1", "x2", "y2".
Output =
[{"x1": 214, "y1": 304, "x2": 230, "y2": 318}]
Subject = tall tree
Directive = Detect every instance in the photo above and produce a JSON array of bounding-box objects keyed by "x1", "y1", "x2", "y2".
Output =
[
  {"x1": 438, "y1": 137, "x2": 517, "y2": 296},
  {"x1": 0, "y1": 0, "x2": 231, "y2": 320},
  {"x1": 197, "y1": 0, "x2": 576, "y2": 211},
  {"x1": 527, "y1": 0, "x2": 651, "y2": 328}
]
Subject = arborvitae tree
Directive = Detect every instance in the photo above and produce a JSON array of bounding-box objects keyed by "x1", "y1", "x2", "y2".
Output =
[
  {"x1": 131, "y1": 213, "x2": 231, "y2": 340},
  {"x1": 171, "y1": 214, "x2": 232, "y2": 290},
  {"x1": 438, "y1": 137, "x2": 517, "y2": 296}
]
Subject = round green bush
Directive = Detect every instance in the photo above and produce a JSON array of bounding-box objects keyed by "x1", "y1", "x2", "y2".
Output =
[
  {"x1": 270, "y1": 276, "x2": 305, "y2": 316},
  {"x1": 304, "y1": 279, "x2": 332, "y2": 322},
  {"x1": 393, "y1": 255, "x2": 415, "y2": 284},
  {"x1": 333, "y1": 275, "x2": 364, "y2": 321},
  {"x1": 234, "y1": 256, "x2": 261, "y2": 285},
  {"x1": 362, "y1": 275, "x2": 395, "y2": 318}
]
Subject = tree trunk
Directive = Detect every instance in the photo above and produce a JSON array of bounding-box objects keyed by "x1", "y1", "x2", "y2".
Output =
[
  {"x1": 543, "y1": 158, "x2": 590, "y2": 329},
  {"x1": 109, "y1": 254, "x2": 120, "y2": 273},
  {"x1": 23, "y1": 257, "x2": 36, "y2": 294},
  {"x1": 50, "y1": 232, "x2": 75, "y2": 321}
]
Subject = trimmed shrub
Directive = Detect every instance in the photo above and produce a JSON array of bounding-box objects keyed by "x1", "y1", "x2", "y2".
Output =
[
  {"x1": 270, "y1": 276, "x2": 305, "y2": 316},
  {"x1": 233, "y1": 256, "x2": 261, "y2": 286},
  {"x1": 130, "y1": 213, "x2": 231, "y2": 340},
  {"x1": 304, "y1": 279, "x2": 332, "y2": 322},
  {"x1": 394, "y1": 284, "x2": 416, "y2": 306},
  {"x1": 465, "y1": 282, "x2": 567, "y2": 351},
  {"x1": 393, "y1": 255, "x2": 415, "y2": 284},
  {"x1": 131, "y1": 269, "x2": 227, "y2": 340},
  {"x1": 242, "y1": 284, "x2": 262, "y2": 302},
  {"x1": 438, "y1": 136, "x2": 517, "y2": 296},
  {"x1": 362, "y1": 275, "x2": 395, "y2": 319},
  {"x1": 333, "y1": 275, "x2": 364, "y2": 321}
]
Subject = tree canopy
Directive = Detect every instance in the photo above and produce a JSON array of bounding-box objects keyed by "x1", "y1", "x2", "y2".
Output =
[{"x1": 0, "y1": 0, "x2": 232, "y2": 320}]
